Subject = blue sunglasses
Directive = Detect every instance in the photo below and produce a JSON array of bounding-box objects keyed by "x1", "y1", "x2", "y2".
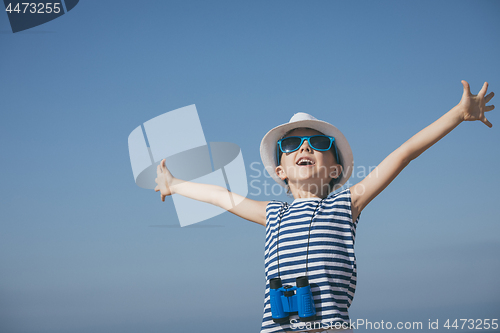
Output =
[{"x1": 277, "y1": 135, "x2": 339, "y2": 165}]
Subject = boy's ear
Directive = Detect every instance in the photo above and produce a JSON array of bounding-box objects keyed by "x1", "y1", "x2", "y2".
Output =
[
  {"x1": 275, "y1": 165, "x2": 287, "y2": 181},
  {"x1": 330, "y1": 165, "x2": 343, "y2": 179}
]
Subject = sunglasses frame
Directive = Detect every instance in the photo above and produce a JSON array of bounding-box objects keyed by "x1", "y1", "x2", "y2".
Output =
[{"x1": 276, "y1": 135, "x2": 340, "y2": 165}]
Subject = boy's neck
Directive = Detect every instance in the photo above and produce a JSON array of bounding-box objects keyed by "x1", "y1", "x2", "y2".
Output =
[{"x1": 289, "y1": 181, "x2": 330, "y2": 199}]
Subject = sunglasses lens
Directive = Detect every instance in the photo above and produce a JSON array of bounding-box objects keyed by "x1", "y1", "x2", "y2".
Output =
[
  {"x1": 280, "y1": 137, "x2": 302, "y2": 152},
  {"x1": 309, "y1": 136, "x2": 331, "y2": 150}
]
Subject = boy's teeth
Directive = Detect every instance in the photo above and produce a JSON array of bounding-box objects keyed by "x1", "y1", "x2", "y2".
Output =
[{"x1": 297, "y1": 158, "x2": 314, "y2": 165}]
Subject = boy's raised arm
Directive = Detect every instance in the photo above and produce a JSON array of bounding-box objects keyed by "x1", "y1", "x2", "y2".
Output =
[
  {"x1": 154, "y1": 159, "x2": 269, "y2": 226},
  {"x1": 350, "y1": 81, "x2": 495, "y2": 221}
]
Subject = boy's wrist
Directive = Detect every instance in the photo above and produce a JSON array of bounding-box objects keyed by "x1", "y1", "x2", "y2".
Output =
[
  {"x1": 169, "y1": 177, "x2": 181, "y2": 195},
  {"x1": 450, "y1": 104, "x2": 466, "y2": 124}
]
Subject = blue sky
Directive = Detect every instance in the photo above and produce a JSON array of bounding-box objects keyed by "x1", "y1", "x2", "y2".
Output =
[{"x1": 1, "y1": 1, "x2": 499, "y2": 332}]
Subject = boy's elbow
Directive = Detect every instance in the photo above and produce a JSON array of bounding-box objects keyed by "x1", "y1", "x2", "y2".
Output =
[
  {"x1": 209, "y1": 187, "x2": 223, "y2": 207},
  {"x1": 210, "y1": 186, "x2": 232, "y2": 210},
  {"x1": 394, "y1": 145, "x2": 412, "y2": 168}
]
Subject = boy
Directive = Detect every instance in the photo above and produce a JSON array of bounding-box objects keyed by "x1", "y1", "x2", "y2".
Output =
[{"x1": 155, "y1": 81, "x2": 494, "y2": 333}]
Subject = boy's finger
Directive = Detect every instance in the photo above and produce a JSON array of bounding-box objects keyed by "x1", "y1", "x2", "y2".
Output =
[
  {"x1": 461, "y1": 80, "x2": 471, "y2": 97},
  {"x1": 482, "y1": 117, "x2": 492, "y2": 128},
  {"x1": 161, "y1": 194, "x2": 165, "y2": 202},
  {"x1": 154, "y1": 185, "x2": 159, "y2": 192},
  {"x1": 485, "y1": 105, "x2": 495, "y2": 112},
  {"x1": 485, "y1": 92, "x2": 494, "y2": 103},
  {"x1": 478, "y1": 82, "x2": 489, "y2": 98}
]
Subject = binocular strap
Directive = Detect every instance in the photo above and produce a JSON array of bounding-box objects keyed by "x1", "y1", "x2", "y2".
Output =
[{"x1": 275, "y1": 199, "x2": 324, "y2": 278}]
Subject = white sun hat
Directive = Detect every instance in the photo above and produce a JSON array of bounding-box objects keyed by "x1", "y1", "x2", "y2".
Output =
[{"x1": 260, "y1": 112, "x2": 354, "y2": 191}]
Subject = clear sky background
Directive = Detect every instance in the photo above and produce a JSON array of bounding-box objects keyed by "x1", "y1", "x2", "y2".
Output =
[{"x1": 1, "y1": 1, "x2": 499, "y2": 332}]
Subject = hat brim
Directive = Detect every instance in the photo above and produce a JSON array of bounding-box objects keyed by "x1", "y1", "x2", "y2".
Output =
[{"x1": 260, "y1": 119, "x2": 353, "y2": 191}]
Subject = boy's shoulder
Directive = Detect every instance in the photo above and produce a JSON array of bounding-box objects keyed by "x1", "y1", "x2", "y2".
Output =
[
  {"x1": 326, "y1": 187, "x2": 351, "y2": 201},
  {"x1": 266, "y1": 200, "x2": 288, "y2": 210}
]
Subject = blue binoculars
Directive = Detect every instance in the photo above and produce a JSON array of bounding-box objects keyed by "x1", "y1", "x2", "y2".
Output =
[{"x1": 269, "y1": 276, "x2": 316, "y2": 323}]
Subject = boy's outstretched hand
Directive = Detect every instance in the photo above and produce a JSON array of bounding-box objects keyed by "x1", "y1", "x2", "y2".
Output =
[
  {"x1": 154, "y1": 159, "x2": 174, "y2": 201},
  {"x1": 459, "y1": 80, "x2": 495, "y2": 128}
]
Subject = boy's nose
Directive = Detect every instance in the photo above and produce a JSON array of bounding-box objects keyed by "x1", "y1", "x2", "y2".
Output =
[{"x1": 299, "y1": 141, "x2": 312, "y2": 153}]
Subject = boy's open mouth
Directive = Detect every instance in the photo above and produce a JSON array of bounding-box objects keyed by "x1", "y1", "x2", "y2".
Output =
[{"x1": 296, "y1": 157, "x2": 315, "y2": 166}]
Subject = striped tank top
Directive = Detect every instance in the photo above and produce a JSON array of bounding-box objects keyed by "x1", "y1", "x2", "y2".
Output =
[{"x1": 261, "y1": 188, "x2": 360, "y2": 333}]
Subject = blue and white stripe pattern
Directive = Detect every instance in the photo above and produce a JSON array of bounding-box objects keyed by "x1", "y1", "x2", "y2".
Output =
[{"x1": 261, "y1": 188, "x2": 360, "y2": 333}]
